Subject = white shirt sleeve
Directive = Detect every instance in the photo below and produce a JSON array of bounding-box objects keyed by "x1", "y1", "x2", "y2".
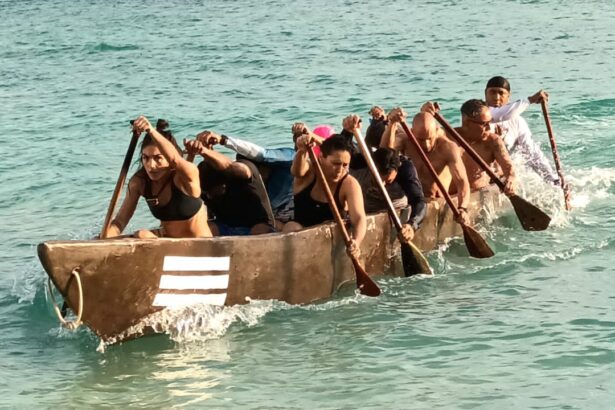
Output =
[
  {"x1": 224, "y1": 136, "x2": 266, "y2": 161},
  {"x1": 514, "y1": 118, "x2": 559, "y2": 183},
  {"x1": 489, "y1": 99, "x2": 531, "y2": 122}
]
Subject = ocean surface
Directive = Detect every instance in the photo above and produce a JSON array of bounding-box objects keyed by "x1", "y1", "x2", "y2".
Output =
[{"x1": 2, "y1": 0, "x2": 615, "y2": 408}]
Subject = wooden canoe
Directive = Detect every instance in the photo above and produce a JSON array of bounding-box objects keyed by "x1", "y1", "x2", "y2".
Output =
[{"x1": 38, "y1": 185, "x2": 504, "y2": 343}]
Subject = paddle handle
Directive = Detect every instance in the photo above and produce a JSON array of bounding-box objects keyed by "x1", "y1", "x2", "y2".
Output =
[
  {"x1": 432, "y1": 110, "x2": 506, "y2": 191},
  {"x1": 540, "y1": 100, "x2": 572, "y2": 210},
  {"x1": 399, "y1": 121, "x2": 462, "y2": 220},
  {"x1": 100, "y1": 131, "x2": 140, "y2": 239},
  {"x1": 352, "y1": 130, "x2": 404, "y2": 232}
]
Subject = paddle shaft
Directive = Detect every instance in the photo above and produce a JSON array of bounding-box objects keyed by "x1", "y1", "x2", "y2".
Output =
[
  {"x1": 353, "y1": 129, "x2": 431, "y2": 275},
  {"x1": 399, "y1": 121, "x2": 462, "y2": 220},
  {"x1": 540, "y1": 100, "x2": 572, "y2": 210},
  {"x1": 352, "y1": 131, "x2": 405, "y2": 233},
  {"x1": 100, "y1": 130, "x2": 140, "y2": 239},
  {"x1": 432, "y1": 111, "x2": 507, "y2": 191}
]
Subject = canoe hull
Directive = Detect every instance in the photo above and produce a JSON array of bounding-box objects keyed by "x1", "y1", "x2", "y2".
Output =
[
  {"x1": 38, "y1": 185, "x2": 504, "y2": 343},
  {"x1": 39, "y1": 213, "x2": 401, "y2": 342}
]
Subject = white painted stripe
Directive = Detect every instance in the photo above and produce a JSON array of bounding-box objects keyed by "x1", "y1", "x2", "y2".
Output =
[
  {"x1": 162, "y1": 256, "x2": 230, "y2": 272},
  {"x1": 159, "y1": 274, "x2": 229, "y2": 290},
  {"x1": 152, "y1": 293, "x2": 227, "y2": 307}
]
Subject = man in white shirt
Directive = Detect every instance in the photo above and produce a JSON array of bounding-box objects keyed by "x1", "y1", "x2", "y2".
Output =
[{"x1": 485, "y1": 76, "x2": 559, "y2": 184}]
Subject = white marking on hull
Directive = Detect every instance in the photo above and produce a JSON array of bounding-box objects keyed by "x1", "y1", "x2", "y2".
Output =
[
  {"x1": 152, "y1": 293, "x2": 227, "y2": 307},
  {"x1": 159, "y1": 274, "x2": 229, "y2": 290},
  {"x1": 162, "y1": 256, "x2": 230, "y2": 272}
]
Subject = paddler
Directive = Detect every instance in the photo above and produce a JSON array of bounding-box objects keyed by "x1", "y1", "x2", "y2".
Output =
[
  {"x1": 351, "y1": 146, "x2": 426, "y2": 242},
  {"x1": 454, "y1": 99, "x2": 517, "y2": 195},
  {"x1": 283, "y1": 123, "x2": 367, "y2": 259},
  {"x1": 184, "y1": 133, "x2": 276, "y2": 236},
  {"x1": 380, "y1": 107, "x2": 472, "y2": 225},
  {"x1": 198, "y1": 125, "x2": 334, "y2": 231},
  {"x1": 107, "y1": 116, "x2": 212, "y2": 238},
  {"x1": 485, "y1": 76, "x2": 559, "y2": 184}
]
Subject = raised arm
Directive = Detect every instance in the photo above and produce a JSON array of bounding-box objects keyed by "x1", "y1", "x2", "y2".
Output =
[
  {"x1": 198, "y1": 130, "x2": 267, "y2": 162},
  {"x1": 290, "y1": 134, "x2": 312, "y2": 178},
  {"x1": 447, "y1": 143, "x2": 471, "y2": 211},
  {"x1": 379, "y1": 107, "x2": 407, "y2": 151},
  {"x1": 195, "y1": 140, "x2": 252, "y2": 180},
  {"x1": 489, "y1": 99, "x2": 530, "y2": 122},
  {"x1": 133, "y1": 116, "x2": 193, "y2": 176},
  {"x1": 397, "y1": 158, "x2": 426, "y2": 230},
  {"x1": 489, "y1": 90, "x2": 549, "y2": 122},
  {"x1": 343, "y1": 177, "x2": 367, "y2": 247},
  {"x1": 133, "y1": 116, "x2": 201, "y2": 195},
  {"x1": 492, "y1": 137, "x2": 516, "y2": 196}
]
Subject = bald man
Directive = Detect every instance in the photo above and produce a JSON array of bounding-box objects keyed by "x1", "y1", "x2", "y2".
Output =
[{"x1": 380, "y1": 107, "x2": 471, "y2": 224}]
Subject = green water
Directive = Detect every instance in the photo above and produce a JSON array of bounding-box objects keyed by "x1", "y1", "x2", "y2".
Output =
[{"x1": 2, "y1": 0, "x2": 614, "y2": 408}]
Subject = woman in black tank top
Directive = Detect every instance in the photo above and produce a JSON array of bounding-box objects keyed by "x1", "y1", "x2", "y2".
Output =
[
  {"x1": 283, "y1": 130, "x2": 367, "y2": 250},
  {"x1": 107, "y1": 117, "x2": 211, "y2": 239}
]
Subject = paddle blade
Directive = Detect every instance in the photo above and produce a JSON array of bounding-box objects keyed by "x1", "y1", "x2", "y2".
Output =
[
  {"x1": 462, "y1": 225, "x2": 495, "y2": 258},
  {"x1": 509, "y1": 194, "x2": 551, "y2": 231},
  {"x1": 401, "y1": 241, "x2": 432, "y2": 276},
  {"x1": 352, "y1": 259, "x2": 381, "y2": 297}
]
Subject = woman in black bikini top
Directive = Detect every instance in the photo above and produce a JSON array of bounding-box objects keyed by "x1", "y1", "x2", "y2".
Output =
[
  {"x1": 284, "y1": 127, "x2": 367, "y2": 253},
  {"x1": 107, "y1": 117, "x2": 211, "y2": 239}
]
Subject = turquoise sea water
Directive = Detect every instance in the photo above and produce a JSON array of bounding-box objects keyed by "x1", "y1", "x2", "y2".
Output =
[{"x1": 2, "y1": 0, "x2": 615, "y2": 408}]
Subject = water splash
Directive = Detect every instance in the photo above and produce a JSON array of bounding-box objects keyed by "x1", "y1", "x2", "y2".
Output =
[{"x1": 99, "y1": 299, "x2": 286, "y2": 349}]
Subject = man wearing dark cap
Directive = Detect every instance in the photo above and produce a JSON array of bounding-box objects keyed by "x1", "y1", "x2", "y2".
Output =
[{"x1": 485, "y1": 76, "x2": 559, "y2": 184}]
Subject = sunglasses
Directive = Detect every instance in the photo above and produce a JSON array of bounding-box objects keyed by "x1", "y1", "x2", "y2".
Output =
[{"x1": 466, "y1": 116, "x2": 491, "y2": 129}]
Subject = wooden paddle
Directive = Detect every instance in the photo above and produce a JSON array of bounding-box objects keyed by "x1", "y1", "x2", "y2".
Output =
[
  {"x1": 351, "y1": 129, "x2": 432, "y2": 276},
  {"x1": 307, "y1": 145, "x2": 381, "y2": 296},
  {"x1": 399, "y1": 120, "x2": 494, "y2": 258},
  {"x1": 100, "y1": 129, "x2": 141, "y2": 239},
  {"x1": 432, "y1": 108, "x2": 551, "y2": 231},
  {"x1": 540, "y1": 99, "x2": 572, "y2": 211}
]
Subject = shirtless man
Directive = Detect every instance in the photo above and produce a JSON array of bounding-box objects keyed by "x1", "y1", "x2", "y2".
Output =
[
  {"x1": 455, "y1": 99, "x2": 516, "y2": 195},
  {"x1": 379, "y1": 107, "x2": 471, "y2": 224}
]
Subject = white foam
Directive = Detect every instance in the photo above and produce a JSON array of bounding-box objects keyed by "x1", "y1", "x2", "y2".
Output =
[{"x1": 152, "y1": 293, "x2": 227, "y2": 308}]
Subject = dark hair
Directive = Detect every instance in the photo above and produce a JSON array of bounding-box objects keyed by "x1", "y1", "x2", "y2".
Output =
[
  {"x1": 135, "y1": 119, "x2": 183, "y2": 179},
  {"x1": 198, "y1": 161, "x2": 227, "y2": 190},
  {"x1": 372, "y1": 147, "x2": 400, "y2": 175},
  {"x1": 460, "y1": 99, "x2": 488, "y2": 118},
  {"x1": 365, "y1": 119, "x2": 387, "y2": 149},
  {"x1": 320, "y1": 135, "x2": 352, "y2": 157},
  {"x1": 140, "y1": 118, "x2": 182, "y2": 154},
  {"x1": 485, "y1": 76, "x2": 511, "y2": 91}
]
